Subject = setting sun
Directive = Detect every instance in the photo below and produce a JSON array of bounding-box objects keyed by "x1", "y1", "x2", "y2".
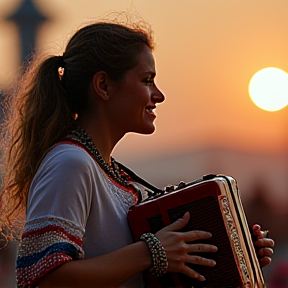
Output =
[{"x1": 249, "y1": 67, "x2": 288, "y2": 112}]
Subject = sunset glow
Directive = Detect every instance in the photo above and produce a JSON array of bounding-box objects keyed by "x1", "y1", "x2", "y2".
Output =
[{"x1": 249, "y1": 67, "x2": 288, "y2": 112}]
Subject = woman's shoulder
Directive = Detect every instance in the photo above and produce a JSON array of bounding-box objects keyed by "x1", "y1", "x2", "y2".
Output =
[
  {"x1": 42, "y1": 143, "x2": 95, "y2": 170},
  {"x1": 27, "y1": 143, "x2": 97, "y2": 227},
  {"x1": 32, "y1": 143, "x2": 101, "y2": 185}
]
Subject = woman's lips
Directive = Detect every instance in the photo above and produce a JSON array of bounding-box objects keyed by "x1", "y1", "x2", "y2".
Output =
[{"x1": 145, "y1": 106, "x2": 156, "y2": 116}]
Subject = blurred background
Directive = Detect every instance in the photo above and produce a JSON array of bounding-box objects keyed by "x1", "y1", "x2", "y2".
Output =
[{"x1": 0, "y1": 0, "x2": 287, "y2": 287}]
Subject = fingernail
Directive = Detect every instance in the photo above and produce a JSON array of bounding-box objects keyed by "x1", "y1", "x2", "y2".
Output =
[
  {"x1": 254, "y1": 225, "x2": 261, "y2": 233},
  {"x1": 182, "y1": 212, "x2": 189, "y2": 218},
  {"x1": 213, "y1": 246, "x2": 218, "y2": 252},
  {"x1": 199, "y1": 275, "x2": 206, "y2": 281}
]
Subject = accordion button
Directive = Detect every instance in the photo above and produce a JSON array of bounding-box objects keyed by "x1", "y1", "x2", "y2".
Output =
[
  {"x1": 203, "y1": 174, "x2": 217, "y2": 180},
  {"x1": 177, "y1": 181, "x2": 187, "y2": 189}
]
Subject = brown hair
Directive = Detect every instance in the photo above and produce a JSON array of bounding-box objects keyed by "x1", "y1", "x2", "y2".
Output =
[{"x1": 0, "y1": 20, "x2": 154, "y2": 242}]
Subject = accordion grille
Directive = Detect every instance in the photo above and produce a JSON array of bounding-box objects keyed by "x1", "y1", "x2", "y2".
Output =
[{"x1": 148, "y1": 196, "x2": 243, "y2": 287}]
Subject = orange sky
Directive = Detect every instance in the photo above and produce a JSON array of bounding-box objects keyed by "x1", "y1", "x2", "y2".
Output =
[
  {"x1": 0, "y1": 0, "x2": 288, "y2": 162},
  {"x1": 2, "y1": 1, "x2": 288, "y2": 262}
]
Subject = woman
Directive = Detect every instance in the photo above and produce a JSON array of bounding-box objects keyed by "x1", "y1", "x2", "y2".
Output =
[{"x1": 1, "y1": 19, "x2": 274, "y2": 288}]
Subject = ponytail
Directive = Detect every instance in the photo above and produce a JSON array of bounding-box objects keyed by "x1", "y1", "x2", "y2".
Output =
[
  {"x1": 0, "y1": 54, "x2": 76, "y2": 239},
  {"x1": 26, "y1": 56, "x2": 74, "y2": 150}
]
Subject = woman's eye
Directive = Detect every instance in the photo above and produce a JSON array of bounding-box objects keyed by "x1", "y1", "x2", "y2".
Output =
[{"x1": 145, "y1": 78, "x2": 155, "y2": 85}]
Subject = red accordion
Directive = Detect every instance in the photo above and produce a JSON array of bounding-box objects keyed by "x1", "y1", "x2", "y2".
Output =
[{"x1": 127, "y1": 174, "x2": 265, "y2": 288}]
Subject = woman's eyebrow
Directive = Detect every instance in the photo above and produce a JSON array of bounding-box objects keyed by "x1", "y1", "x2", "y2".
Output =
[{"x1": 141, "y1": 71, "x2": 156, "y2": 77}]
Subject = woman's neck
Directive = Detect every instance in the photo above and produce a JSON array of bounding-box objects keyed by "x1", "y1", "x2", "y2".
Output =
[{"x1": 75, "y1": 119, "x2": 123, "y2": 165}]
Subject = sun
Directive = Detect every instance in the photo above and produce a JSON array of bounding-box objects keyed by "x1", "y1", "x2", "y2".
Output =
[{"x1": 248, "y1": 67, "x2": 288, "y2": 112}]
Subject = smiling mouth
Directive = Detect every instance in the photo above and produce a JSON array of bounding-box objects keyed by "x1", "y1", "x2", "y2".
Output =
[{"x1": 146, "y1": 107, "x2": 156, "y2": 115}]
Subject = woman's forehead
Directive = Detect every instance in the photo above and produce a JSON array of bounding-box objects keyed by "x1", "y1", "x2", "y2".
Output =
[{"x1": 134, "y1": 46, "x2": 156, "y2": 74}]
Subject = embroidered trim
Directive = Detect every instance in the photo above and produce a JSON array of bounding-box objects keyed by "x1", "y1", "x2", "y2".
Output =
[
  {"x1": 17, "y1": 216, "x2": 85, "y2": 288},
  {"x1": 105, "y1": 176, "x2": 136, "y2": 211},
  {"x1": 65, "y1": 128, "x2": 132, "y2": 189}
]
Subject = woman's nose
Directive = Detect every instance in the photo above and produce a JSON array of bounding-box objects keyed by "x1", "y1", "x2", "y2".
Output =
[{"x1": 152, "y1": 87, "x2": 165, "y2": 103}]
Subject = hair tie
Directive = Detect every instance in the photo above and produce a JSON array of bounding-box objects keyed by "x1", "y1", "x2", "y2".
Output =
[
  {"x1": 57, "y1": 55, "x2": 65, "y2": 81},
  {"x1": 58, "y1": 67, "x2": 65, "y2": 81}
]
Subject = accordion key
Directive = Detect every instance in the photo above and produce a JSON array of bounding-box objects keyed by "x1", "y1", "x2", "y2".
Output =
[{"x1": 128, "y1": 174, "x2": 265, "y2": 288}]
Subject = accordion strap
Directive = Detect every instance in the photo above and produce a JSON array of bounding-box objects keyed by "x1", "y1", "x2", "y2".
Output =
[
  {"x1": 116, "y1": 163, "x2": 220, "y2": 201},
  {"x1": 116, "y1": 161, "x2": 164, "y2": 195}
]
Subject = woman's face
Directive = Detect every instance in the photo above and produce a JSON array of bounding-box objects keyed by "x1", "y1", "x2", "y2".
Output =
[{"x1": 107, "y1": 45, "x2": 165, "y2": 135}]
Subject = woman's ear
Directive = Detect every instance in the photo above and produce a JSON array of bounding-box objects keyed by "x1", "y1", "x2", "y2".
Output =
[{"x1": 92, "y1": 71, "x2": 109, "y2": 101}]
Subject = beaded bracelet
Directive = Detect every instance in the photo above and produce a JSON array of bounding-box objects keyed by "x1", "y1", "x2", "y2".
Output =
[{"x1": 140, "y1": 232, "x2": 168, "y2": 277}]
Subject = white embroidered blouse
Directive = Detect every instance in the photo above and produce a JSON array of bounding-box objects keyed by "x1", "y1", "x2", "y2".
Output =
[{"x1": 16, "y1": 143, "x2": 144, "y2": 288}]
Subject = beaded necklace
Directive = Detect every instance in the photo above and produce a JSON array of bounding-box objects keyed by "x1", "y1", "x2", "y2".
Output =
[{"x1": 66, "y1": 127, "x2": 132, "y2": 189}]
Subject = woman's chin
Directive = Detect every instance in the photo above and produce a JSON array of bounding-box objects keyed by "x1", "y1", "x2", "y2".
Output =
[{"x1": 133, "y1": 124, "x2": 156, "y2": 135}]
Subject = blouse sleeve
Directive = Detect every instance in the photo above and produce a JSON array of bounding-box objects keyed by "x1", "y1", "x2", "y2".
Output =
[{"x1": 16, "y1": 145, "x2": 95, "y2": 288}]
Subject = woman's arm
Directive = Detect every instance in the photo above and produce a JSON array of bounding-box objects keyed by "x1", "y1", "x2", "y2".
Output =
[
  {"x1": 38, "y1": 212, "x2": 217, "y2": 288},
  {"x1": 38, "y1": 241, "x2": 151, "y2": 288}
]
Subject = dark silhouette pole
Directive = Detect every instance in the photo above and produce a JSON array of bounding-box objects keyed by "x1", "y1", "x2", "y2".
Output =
[
  {"x1": 6, "y1": 0, "x2": 48, "y2": 64},
  {"x1": 0, "y1": 0, "x2": 49, "y2": 123}
]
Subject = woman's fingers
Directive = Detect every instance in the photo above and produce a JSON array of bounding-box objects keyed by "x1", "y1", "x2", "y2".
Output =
[
  {"x1": 164, "y1": 240, "x2": 217, "y2": 275},
  {"x1": 254, "y1": 238, "x2": 275, "y2": 249},
  {"x1": 186, "y1": 255, "x2": 216, "y2": 267},
  {"x1": 259, "y1": 256, "x2": 272, "y2": 268},
  {"x1": 182, "y1": 230, "x2": 213, "y2": 242},
  {"x1": 252, "y1": 224, "x2": 270, "y2": 240},
  {"x1": 258, "y1": 247, "x2": 274, "y2": 258},
  {"x1": 162, "y1": 212, "x2": 214, "y2": 242},
  {"x1": 253, "y1": 233, "x2": 274, "y2": 268},
  {"x1": 252, "y1": 224, "x2": 261, "y2": 238},
  {"x1": 181, "y1": 266, "x2": 206, "y2": 282},
  {"x1": 176, "y1": 256, "x2": 216, "y2": 281},
  {"x1": 167, "y1": 254, "x2": 216, "y2": 280},
  {"x1": 162, "y1": 211, "x2": 191, "y2": 232},
  {"x1": 187, "y1": 243, "x2": 218, "y2": 254}
]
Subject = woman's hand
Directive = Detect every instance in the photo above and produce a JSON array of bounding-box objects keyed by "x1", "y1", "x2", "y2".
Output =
[
  {"x1": 252, "y1": 224, "x2": 274, "y2": 268},
  {"x1": 155, "y1": 212, "x2": 217, "y2": 281}
]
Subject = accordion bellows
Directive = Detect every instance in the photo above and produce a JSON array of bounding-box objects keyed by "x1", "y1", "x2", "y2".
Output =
[{"x1": 128, "y1": 175, "x2": 265, "y2": 288}]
